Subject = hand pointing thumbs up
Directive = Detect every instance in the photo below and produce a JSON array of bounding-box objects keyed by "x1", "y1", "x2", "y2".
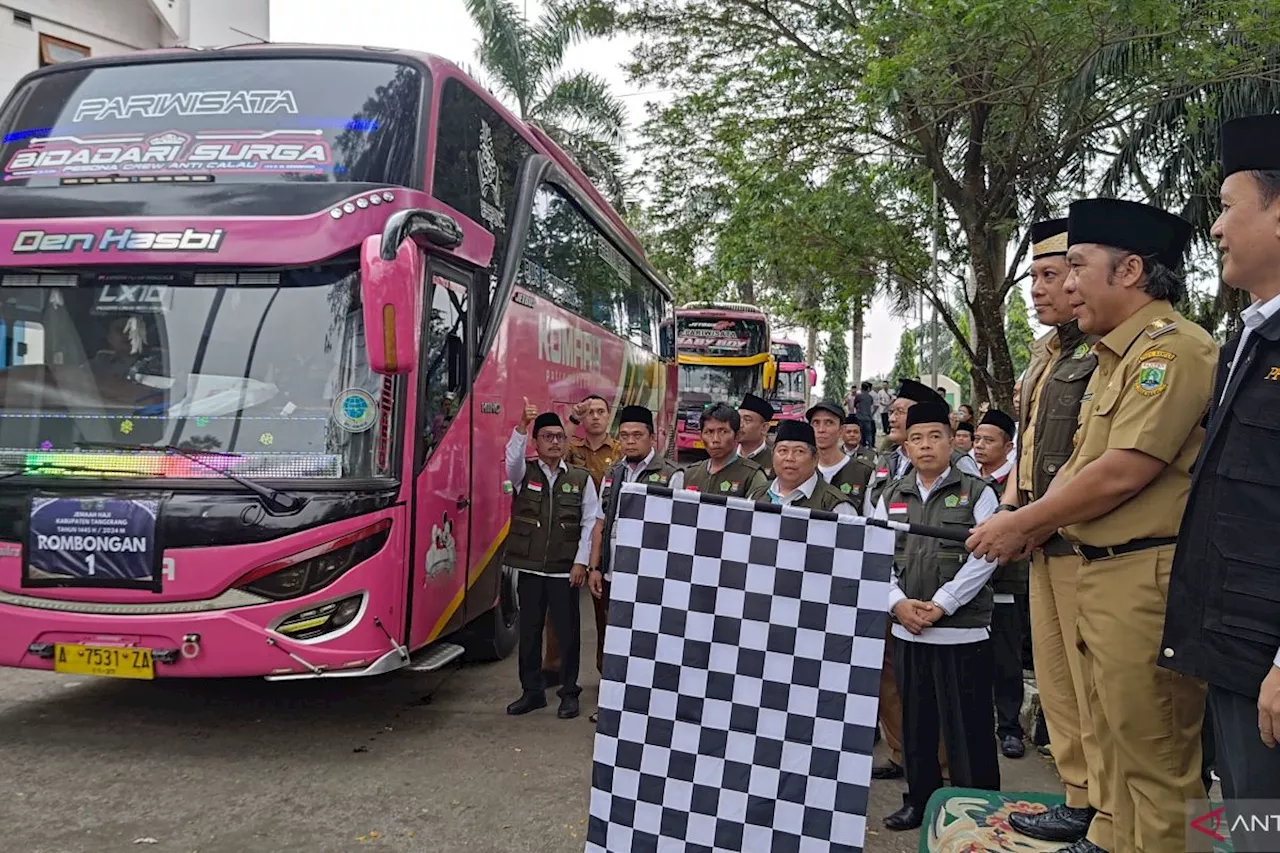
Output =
[{"x1": 517, "y1": 396, "x2": 538, "y2": 434}]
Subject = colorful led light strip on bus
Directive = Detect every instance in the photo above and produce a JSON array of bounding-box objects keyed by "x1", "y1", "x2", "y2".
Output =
[{"x1": 16, "y1": 451, "x2": 341, "y2": 479}]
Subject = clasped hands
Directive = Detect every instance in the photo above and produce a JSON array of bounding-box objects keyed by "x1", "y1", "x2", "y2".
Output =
[{"x1": 892, "y1": 599, "x2": 945, "y2": 634}]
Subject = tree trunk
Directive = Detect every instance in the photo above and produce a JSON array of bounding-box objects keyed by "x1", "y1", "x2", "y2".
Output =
[
  {"x1": 848, "y1": 294, "x2": 865, "y2": 385},
  {"x1": 737, "y1": 278, "x2": 756, "y2": 304},
  {"x1": 806, "y1": 325, "x2": 819, "y2": 369},
  {"x1": 967, "y1": 230, "x2": 1014, "y2": 411}
]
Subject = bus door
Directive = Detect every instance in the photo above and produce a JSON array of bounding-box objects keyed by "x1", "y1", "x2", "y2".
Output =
[{"x1": 408, "y1": 263, "x2": 475, "y2": 650}]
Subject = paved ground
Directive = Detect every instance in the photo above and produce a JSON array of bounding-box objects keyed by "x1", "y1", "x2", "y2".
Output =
[{"x1": 0, "y1": 604, "x2": 1063, "y2": 853}]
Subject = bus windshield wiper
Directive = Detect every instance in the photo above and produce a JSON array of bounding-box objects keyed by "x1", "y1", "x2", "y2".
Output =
[{"x1": 73, "y1": 441, "x2": 304, "y2": 514}]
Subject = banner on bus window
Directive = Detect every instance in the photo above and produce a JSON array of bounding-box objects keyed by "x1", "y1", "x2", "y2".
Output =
[
  {"x1": 4, "y1": 129, "x2": 333, "y2": 180},
  {"x1": 676, "y1": 318, "x2": 759, "y2": 354},
  {"x1": 23, "y1": 494, "x2": 163, "y2": 590}
]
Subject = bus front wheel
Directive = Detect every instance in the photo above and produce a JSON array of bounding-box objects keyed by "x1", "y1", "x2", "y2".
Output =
[{"x1": 461, "y1": 565, "x2": 519, "y2": 662}]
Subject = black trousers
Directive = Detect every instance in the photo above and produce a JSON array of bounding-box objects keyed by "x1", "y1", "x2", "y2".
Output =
[
  {"x1": 1210, "y1": 683, "x2": 1280, "y2": 852},
  {"x1": 1018, "y1": 592, "x2": 1033, "y2": 670},
  {"x1": 1201, "y1": 695, "x2": 1215, "y2": 796},
  {"x1": 991, "y1": 600, "x2": 1025, "y2": 739},
  {"x1": 894, "y1": 637, "x2": 1001, "y2": 810},
  {"x1": 859, "y1": 417, "x2": 877, "y2": 448},
  {"x1": 517, "y1": 572, "x2": 581, "y2": 698}
]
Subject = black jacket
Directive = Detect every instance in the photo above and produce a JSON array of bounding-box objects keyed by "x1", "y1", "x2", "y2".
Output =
[{"x1": 1160, "y1": 312, "x2": 1280, "y2": 698}]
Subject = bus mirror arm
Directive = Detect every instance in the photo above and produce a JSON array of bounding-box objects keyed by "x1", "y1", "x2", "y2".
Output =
[
  {"x1": 379, "y1": 209, "x2": 463, "y2": 260},
  {"x1": 361, "y1": 234, "x2": 423, "y2": 376}
]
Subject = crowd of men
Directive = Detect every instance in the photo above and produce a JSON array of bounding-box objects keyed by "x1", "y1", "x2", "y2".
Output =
[{"x1": 499, "y1": 115, "x2": 1280, "y2": 853}]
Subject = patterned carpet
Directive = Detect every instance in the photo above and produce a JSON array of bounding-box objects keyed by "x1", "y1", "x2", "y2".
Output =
[{"x1": 918, "y1": 788, "x2": 1234, "y2": 853}]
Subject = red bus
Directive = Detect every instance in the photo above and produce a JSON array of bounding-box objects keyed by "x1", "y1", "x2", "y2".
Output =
[{"x1": 0, "y1": 45, "x2": 676, "y2": 680}]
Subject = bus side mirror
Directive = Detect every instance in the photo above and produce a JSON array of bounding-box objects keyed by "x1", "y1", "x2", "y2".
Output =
[
  {"x1": 763, "y1": 360, "x2": 777, "y2": 392},
  {"x1": 360, "y1": 235, "x2": 422, "y2": 375},
  {"x1": 808, "y1": 367, "x2": 817, "y2": 387}
]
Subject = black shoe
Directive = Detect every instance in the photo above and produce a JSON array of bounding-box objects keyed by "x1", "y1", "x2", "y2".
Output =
[
  {"x1": 557, "y1": 695, "x2": 580, "y2": 719},
  {"x1": 1008, "y1": 805, "x2": 1095, "y2": 843},
  {"x1": 870, "y1": 760, "x2": 904, "y2": 780},
  {"x1": 1051, "y1": 840, "x2": 1107, "y2": 853},
  {"x1": 1001, "y1": 735, "x2": 1026, "y2": 758},
  {"x1": 883, "y1": 802, "x2": 923, "y2": 831},
  {"x1": 541, "y1": 668, "x2": 562, "y2": 688},
  {"x1": 588, "y1": 711, "x2": 598, "y2": 724},
  {"x1": 506, "y1": 692, "x2": 547, "y2": 716}
]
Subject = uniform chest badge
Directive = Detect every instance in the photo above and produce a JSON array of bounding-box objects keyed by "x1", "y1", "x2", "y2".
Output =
[
  {"x1": 944, "y1": 495, "x2": 959, "y2": 508},
  {"x1": 528, "y1": 480, "x2": 543, "y2": 493},
  {"x1": 840, "y1": 483, "x2": 852, "y2": 493},
  {"x1": 719, "y1": 481, "x2": 732, "y2": 492},
  {"x1": 958, "y1": 492, "x2": 970, "y2": 507},
  {"x1": 876, "y1": 468, "x2": 889, "y2": 479},
  {"x1": 1072, "y1": 342, "x2": 1090, "y2": 359},
  {"x1": 889, "y1": 502, "x2": 909, "y2": 516},
  {"x1": 1136, "y1": 359, "x2": 1169, "y2": 396},
  {"x1": 686, "y1": 486, "x2": 701, "y2": 493},
  {"x1": 603, "y1": 477, "x2": 613, "y2": 490},
  {"x1": 648, "y1": 473, "x2": 664, "y2": 483}
]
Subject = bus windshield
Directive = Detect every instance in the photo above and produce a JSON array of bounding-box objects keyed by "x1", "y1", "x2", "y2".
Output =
[
  {"x1": 679, "y1": 363, "x2": 762, "y2": 401},
  {"x1": 775, "y1": 369, "x2": 808, "y2": 403},
  {"x1": 0, "y1": 57, "x2": 422, "y2": 187},
  {"x1": 0, "y1": 266, "x2": 390, "y2": 480},
  {"x1": 771, "y1": 341, "x2": 805, "y2": 363},
  {"x1": 677, "y1": 315, "x2": 767, "y2": 356}
]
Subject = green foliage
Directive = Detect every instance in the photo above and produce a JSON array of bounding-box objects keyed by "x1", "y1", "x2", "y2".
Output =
[
  {"x1": 619, "y1": 0, "x2": 1280, "y2": 407},
  {"x1": 891, "y1": 329, "x2": 920, "y2": 386},
  {"x1": 822, "y1": 332, "x2": 849, "y2": 403},
  {"x1": 465, "y1": 0, "x2": 628, "y2": 202},
  {"x1": 1005, "y1": 290, "x2": 1036, "y2": 379}
]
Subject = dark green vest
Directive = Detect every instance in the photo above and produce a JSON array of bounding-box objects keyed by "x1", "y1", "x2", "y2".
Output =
[
  {"x1": 870, "y1": 448, "x2": 904, "y2": 509},
  {"x1": 788, "y1": 477, "x2": 855, "y2": 513},
  {"x1": 599, "y1": 454, "x2": 681, "y2": 572},
  {"x1": 682, "y1": 454, "x2": 769, "y2": 500},
  {"x1": 742, "y1": 441, "x2": 774, "y2": 479},
  {"x1": 885, "y1": 468, "x2": 994, "y2": 629},
  {"x1": 985, "y1": 468, "x2": 1029, "y2": 595},
  {"x1": 820, "y1": 454, "x2": 874, "y2": 515},
  {"x1": 506, "y1": 461, "x2": 591, "y2": 574}
]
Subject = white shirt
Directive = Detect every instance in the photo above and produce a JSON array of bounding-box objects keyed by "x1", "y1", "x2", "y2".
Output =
[
  {"x1": 977, "y1": 456, "x2": 1016, "y2": 604},
  {"x1": 765, "y1": 472, "x2": 856, "y2": 515},
  {"x1": 1223, "y1": 292, "x2": 1280, "y2": 401},
  {"x1": 595, "y1": 449, "x2": 684, "y2": 580},
  {"x1": 504, "y1": 428, "x2": 599, "y2": 573},
  {"x1": 818, "y1": 453, "x2": 851, "y2": 482},
  {"x1": 877, "y1": 466, "x2": 999, "y2": 645}
]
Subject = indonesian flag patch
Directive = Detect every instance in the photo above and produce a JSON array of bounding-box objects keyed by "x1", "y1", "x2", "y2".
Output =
[
  {"x1": 889, "y1": 502, "x2": 909, "y2": 516},
  {"x1": 528, "y1": 480, "x2": 543, "y2": 493}
]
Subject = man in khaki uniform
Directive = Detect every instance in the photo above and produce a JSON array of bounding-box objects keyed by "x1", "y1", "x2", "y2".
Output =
[
  {"x1": 1002, "y1": 220, "x2": 1112, "y2": 850},
  {"x1": 544, "y1": 394, "x2": 619, "y2": 684},
  {"x1": 969, "y1": 198, "x2": 1216, "y2": 853}
]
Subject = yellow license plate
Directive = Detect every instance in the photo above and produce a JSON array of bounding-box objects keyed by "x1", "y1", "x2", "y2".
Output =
[
  {"x1": 54, "y1": 644, "x2": 154, "y2": 680},
  {"x1": 693, "y1": 440, "x2": 705, "y2": 449}
]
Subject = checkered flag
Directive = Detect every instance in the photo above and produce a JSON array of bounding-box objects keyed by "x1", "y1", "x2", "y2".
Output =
[{"x1": 586, "y1": 483, "x2": 895, "y2": 853}]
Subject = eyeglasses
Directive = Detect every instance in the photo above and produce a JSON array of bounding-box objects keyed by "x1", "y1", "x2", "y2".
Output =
[{"x1": 538, "y1": 433, "x2": 567, "y2": 443}]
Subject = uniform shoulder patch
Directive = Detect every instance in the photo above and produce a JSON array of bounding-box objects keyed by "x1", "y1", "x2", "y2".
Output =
[
  {"x1": 1072, "y1": 342, "x2": 1091, "y2": 359},
  {"x1": 1135, "y1": 357, "x2": 1169, "y2": 396},
  {"x1": 1144, "y1": 318, "x2": 1178, "y2": 339},
  {"x1": 1139, "y1": 348, "x2": 1176, "y2": 362}
]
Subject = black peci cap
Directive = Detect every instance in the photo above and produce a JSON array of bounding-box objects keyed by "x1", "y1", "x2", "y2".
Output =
[
  {"x1": 905, "y1": 399, "x2": 952, "y2": 430},
  {"x1": 738, "y1": 393, "x2": 775, "y2": 421},
  {"x1": 618, "y1": 405, "x2": 654, "y2": 431},
  {"x1": 806, "y1": 400, "x2": 845, "y2": 422},
  {"x1": 979, "y1": 408, "x2": 1017, "y2": 440},
  {"x1": 1067, "y1": 198, "x2": 1193, "y2": 272},
  {"x1": 532, "y1": 412, "x2": 563, "y2": 436},
  {"x1": 1220, "y1": 115, "x2": 1280, "y2": 177},
  {"x1": 954, "y1": 421, "x2": 974, "y2": 436},
  {"x1": 1031, "y1": 218, "x2": 1068, "y2": 259},
  {"x1": 895, "y1": 378, "x2": 942, "y2": 404},
  {"x1": 775, "y1": 419, "x2": 816, "y2": 445},
  {"x1": 843, "y1": 412, "x2": 860, "y2": 425}
]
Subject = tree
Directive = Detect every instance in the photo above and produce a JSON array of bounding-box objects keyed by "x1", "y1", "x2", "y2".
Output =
[
  {"x1": 1005, "y1": 290, "x2": 1036, "y2": 380},
  {"x1": 465, "y1": 0, "x2": 628, "y2": 203},
  {"x1": 822, "y1": 331, "x2": 849, "y2": 404},
  {"x1": 621, "y1": 0, "x2": 1280, "y2": 409},
  {"x1": 890, "y1": 329, "x2": 920, "y2": 387}
]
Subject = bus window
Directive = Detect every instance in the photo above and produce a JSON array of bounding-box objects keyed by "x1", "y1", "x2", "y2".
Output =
[
  {"x1": 419, "y1": 271, "x2": 470, "y2": 468},
  {"x1": 3, "y1": 320, "x2": 44, "y2": 367}
]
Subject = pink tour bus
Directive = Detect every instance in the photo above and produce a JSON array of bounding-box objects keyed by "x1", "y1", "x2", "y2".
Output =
[
  {"x1": 673, "y1": 302, "x2": 773, "y2": 455},
  {"x1": 0, "y1": 45, "x2": 676, "y2": 680},
  {"x1": 769, "y1": 339, "x2": 816, "y2": 425}
]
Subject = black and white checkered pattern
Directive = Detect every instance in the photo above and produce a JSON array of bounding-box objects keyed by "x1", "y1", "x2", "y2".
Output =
[{"x1": 586, "y1": 483, "x2": 895, "y2": 853}]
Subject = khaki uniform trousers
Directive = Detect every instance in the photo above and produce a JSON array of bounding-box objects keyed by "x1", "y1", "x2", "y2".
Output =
[
  {"x1": 1031, "y1": 550, "x2": 1113, "y2": 851},
  {"x1": 878, "y1": 623, "x2": 948, "y2": 774},
  {"x1": 1076, "y1": 545, "x2": 1205, "y2": 853}
]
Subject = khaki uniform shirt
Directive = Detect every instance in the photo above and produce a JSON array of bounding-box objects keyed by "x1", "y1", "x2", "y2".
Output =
[
  {"x1": 1058, "y1": 300, "x2": 1217, "y2": 548},
  {"x1": 567, "y1": 436, "x2": 620, "y2": 488},
  {"x1": 1017, "y1": 331, "x2": 1057, "y2": 495}
]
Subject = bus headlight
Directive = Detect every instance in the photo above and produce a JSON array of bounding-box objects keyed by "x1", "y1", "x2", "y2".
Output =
[
  {"x1": 234, "y1": 520, "x2": 390, "y2": 601},
  {"x1": 274, "y1": 594, "x2": 364, "y2": 641}
]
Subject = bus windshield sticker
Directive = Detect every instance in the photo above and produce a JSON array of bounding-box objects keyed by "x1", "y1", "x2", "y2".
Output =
[
  {"x1": 12, "y1": 227, "x2": 226, "y2": 254},
  {"x1": 94, "y1": 282, "x2": 172, "y2": 314},
  {"x1": 333, "y1": 388, "x2": 378, "y2": 433},
  {"x1": 24, "y1": 495, "x2": 161, "y2": 590},
  {"x1": 73, "y1": 91, "x2": 299, "y2": 123},
  {"x1": 5, "y1": 129, "x2": 332, "y2": 180}
]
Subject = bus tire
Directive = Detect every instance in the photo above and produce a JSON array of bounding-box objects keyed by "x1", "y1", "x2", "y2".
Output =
[{"x1": 461, "y1": 565, "x2": 519, "y2": 662}]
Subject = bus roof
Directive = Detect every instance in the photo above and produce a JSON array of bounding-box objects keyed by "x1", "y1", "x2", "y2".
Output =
[
  {"x1": 14, "y1": 42, "x2": 644, "y2": 257},
  {"x1": 679, "y1": 301, "x2": 768, "y2": 318}
]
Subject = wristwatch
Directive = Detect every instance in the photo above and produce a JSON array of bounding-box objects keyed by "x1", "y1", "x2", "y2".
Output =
[
  {"x1": 569, "y1": 414, "x2": 581, "y2": 425},
  {"x1": 996, "y1": 503, "x2": 1018, "y2": 513}
]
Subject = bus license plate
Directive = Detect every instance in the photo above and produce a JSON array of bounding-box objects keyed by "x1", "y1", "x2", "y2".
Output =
[{"x1": 54, "y1": 644, "x2": 154, "y2": 680}]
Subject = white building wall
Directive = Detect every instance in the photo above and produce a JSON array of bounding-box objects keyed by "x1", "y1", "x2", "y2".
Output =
[{"x1": 187, "y1": 0, "x2": 268, "y2": 48}]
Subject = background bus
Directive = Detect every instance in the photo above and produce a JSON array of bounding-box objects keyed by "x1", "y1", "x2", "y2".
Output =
[
  {"x1": 0, "y1": 45, "x2": 676, "y2": 681},
  {"x1": 674, "y1": 302, "x2": 773, "y2": 455},
  {"x1": 769, "y1": 339, "x2": 815, "y2": 426}
]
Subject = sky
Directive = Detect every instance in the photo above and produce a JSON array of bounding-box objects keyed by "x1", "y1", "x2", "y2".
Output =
[{"x1": 269, "y1": 0, "x2": 1000, "y2": 386}]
